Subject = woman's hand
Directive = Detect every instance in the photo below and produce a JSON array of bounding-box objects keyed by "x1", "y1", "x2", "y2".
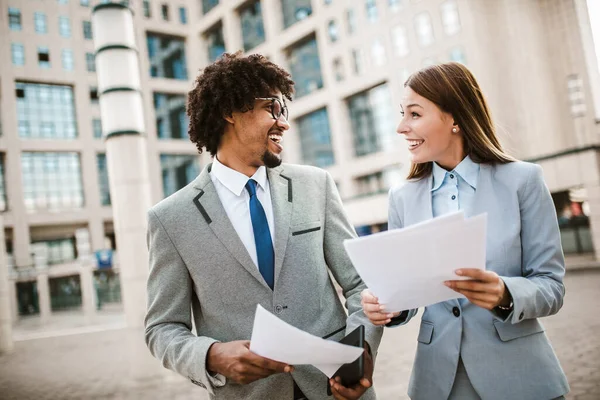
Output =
[
  {"x1": 444, "y1": 269, "x2": 512, "y2": 310},
  {"x1": 360, "y1": 289, "x2": 400, "y2": 325}
]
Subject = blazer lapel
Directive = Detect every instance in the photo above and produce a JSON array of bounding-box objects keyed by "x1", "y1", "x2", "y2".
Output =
[
  {"x1": 267, "y1": 167, "x2": 293, "y2": 287},
  {"x1": 192, "y1": 164, "x2": 271, "y2": 290}
]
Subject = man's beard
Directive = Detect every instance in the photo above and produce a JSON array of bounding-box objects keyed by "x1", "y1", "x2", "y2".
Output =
[{"x1": 262, "y1": 149, "x2": 282, "y2": 168}]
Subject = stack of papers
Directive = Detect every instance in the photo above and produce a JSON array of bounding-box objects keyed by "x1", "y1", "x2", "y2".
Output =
[
  {"x1": 343, "y1": 211, "x2": 487, "y2": 312},
  {"x1": 249, "y1": 305, "x2": 363, "y2": 377}
]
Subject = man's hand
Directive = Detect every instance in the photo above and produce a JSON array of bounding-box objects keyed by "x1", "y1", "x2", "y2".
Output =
[
  {"x1": 207, "y1": 340, "x2": 293, "y2": 385},
  {"x1": 361, "y1": 289, "x2": 400, "y2": 325},
  {"x1": 444, "y1": 269, "x2": 512, "y2": 310},
  {"x1": 329, "y1": 343, "x2": 374, "y2": 400}
]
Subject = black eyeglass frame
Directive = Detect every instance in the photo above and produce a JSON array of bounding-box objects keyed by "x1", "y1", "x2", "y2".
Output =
[{"x1": 255, "y1": 97, "x2": 289, "y2": 121}]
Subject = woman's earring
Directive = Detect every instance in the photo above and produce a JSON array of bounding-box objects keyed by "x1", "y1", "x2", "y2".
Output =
[{"x1": 452, "y1": 127, "x2": 458, "y2": 133}]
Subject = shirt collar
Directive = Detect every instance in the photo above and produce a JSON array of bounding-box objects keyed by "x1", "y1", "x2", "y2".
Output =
[
  {"x1": 211, "y1": 156, "x2": 268, "y2": 196},
  {"x1": 431, "y1": 155, "x2": 480, "y2": 192}
]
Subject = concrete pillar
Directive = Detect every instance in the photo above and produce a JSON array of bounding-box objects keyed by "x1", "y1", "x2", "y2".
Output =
[
  {"x1": 36, "y1": 273, "x2": 51, "y2": 323},
  {"x1": 92, "y1": 3, "x2": 151, "y2": 328},
  {"x1": 0, "y1": 215, "x2": 14, "y2": 353},
  {"x1": 80, "y1": 264, "x2": 97, "y2": 319},
  {"x1": 9, "y1": 280, "x2": 17, "y2": 324}
]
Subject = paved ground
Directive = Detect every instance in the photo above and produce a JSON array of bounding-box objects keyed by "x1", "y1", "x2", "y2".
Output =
[{"x1": 1, "y1": 269, "x2": 599, "y2": 400}]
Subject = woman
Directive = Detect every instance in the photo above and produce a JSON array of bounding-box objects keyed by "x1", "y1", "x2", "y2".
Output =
[{"x1": 360, "y1": 62, "x2": 569, "y2": 400}]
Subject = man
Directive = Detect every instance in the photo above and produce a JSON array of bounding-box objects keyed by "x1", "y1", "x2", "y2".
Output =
[{"x1": 145, "y1": 52, "x2": 382, "y2": 400}]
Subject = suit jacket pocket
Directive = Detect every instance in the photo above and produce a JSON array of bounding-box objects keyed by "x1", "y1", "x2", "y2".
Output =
[
  {"x1": 493, "y1": 318, "x2": 544, "y2": 342},
  {"x1": 417, "y1": 321, "x2": 434, "y2": 344},
  {"x1": 291, "y1": 221, "x2": 321, "y2": 236}
]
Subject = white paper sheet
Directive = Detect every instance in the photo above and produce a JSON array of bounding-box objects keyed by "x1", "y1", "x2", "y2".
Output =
[
  {"x1": 249, "y1": 305, "x2": 364, "y2": 377},
  {"x1": 344, "y1": 211, "x2": 487, "y2": 312}
]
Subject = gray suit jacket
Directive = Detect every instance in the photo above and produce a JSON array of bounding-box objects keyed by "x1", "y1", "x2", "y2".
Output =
[
  {"x1": 145, "y1": 163, "x2": 382, "y2": 400},
  {"x1": 388, "y1": 161, "x2": 569, "y2": 400}
]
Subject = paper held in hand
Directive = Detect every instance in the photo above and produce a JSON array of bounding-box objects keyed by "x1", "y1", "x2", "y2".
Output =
[
  {"x1": 343, "y1": 211, "x2": 487, "y2": 313},
  {"x1": 249, "y1": 305, "x2": 363, "y2": 377}
]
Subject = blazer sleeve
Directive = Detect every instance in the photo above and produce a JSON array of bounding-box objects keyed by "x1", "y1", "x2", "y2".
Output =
[
  {"x1": 321, "y1": 171, "x2": 383, "y2": 355},
  {"x1": 144, "y1": 209, "x2": 224, "y2": 394},
  {"x1": 498, "y1": 164, "x2": 566, "y2": 324},
  {"x1": 385, "y1": 187, "x2": 419, "y2": 327}
]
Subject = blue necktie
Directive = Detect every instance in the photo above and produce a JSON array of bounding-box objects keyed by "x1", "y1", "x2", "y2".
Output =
[{"x1": 246, "y1": 179, "x2": 274, "y2": 290}]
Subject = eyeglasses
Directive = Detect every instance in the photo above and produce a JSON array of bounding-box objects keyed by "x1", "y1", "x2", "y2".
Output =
[{"x1": 255, "y1": 97, "x2": 289, "y2": 121}]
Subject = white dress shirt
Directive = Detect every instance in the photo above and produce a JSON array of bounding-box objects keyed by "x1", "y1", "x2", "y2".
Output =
[{"x1": 210, "y1": 156, "x2": 275, "y2": 270}]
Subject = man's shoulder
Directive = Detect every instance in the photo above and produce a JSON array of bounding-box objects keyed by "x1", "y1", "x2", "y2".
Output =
[{"x1": 276, "y1": 163, "x2": 327, "y2": 179}]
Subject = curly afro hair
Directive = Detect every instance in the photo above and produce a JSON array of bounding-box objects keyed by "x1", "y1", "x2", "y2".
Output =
[{"x1": 187, "y1": 52, "x2": 295, "y2": 156}]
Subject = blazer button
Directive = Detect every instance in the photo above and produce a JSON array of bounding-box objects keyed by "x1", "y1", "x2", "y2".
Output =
[
  {"x1": 275, "y1": 305, "x2": 283, "y2": 314},
  {"x1": 519, "y1": 311, "x2": 524, "y2": 320},
  {"x1": 452, "y1": 307, "x2": 460, "y2": 317}
]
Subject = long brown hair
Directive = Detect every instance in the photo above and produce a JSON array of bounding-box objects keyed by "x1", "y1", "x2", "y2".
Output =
[{"x1": 404, "y1": 62, "x2": 514, "y2": 180}]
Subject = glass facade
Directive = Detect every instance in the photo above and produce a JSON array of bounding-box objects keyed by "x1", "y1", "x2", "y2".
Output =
[
  {"x1": 92, "y1": 118, "x2": 102, "y2": 138},
  {"x1": 296, "y1": 108, "x2": 335, "y2": 168},
  {"x1": 97, "y1": 154, "x2": 111, "y2": 206},
  {"x1": 143, "y1": 0, "x2": 151, "y2": 17},
  {"x1": 11, "y1": 44, "x2": 25, "y2": 66},
  {"x1": 347, "y1": 83, "x2": 395, "y2": 156},
  {"x1": 147, "y1": 33, "x2": 188, "y2": 80},
  {"x1": 153, "y1": 93, "x2": 188, "y2": 139},
  {"x1": 31, "y1": 239, "x2": 76, "y2": 265},
  {"x1": 240, "y1": 1, "x2": 265, "y2": 51},
  {"x1": 21, "y1": 152, "x2": 84, "y2": 211},
  {"x1": 62, "y1": 49, "x2": 74, "y2": 71},
  {"x1": 0, "y1": 154, "x2": 6, "y2": 212},
  {"x1": 16, "y1": 82, "x2": 77, "y2": 139},
  {"x1": 366, "y1": 0, "x2": 378, "y2": 22},
  {"x1": 282, "y1": 0, "x2": 312, "y2": 29},
  {"x1": 86, "y1": 52, "x2": 96, "y2": 72},
  {"x1": 83, "y1": 21, "x2": 92, "y2": 40},
  {"x1": 34, "y1": 12, "x2": 47, "y2": 34},
  {"x1": 9, "y1": 8, "x2": 21, "y2": 31},
  {"x1": 202, "y1": 0, "x2": 219, "y2": 14},
  {"x1": 355, "y1": 166, "x2": 403, "y2": 197},
  {"x1": 160, "y1": 155, "x2": 200, "y2": 198},
  {"x1": 441, "y1": 0, "x2": 461, "y2": 36},
  {"x1": 161, "y1": 4, "x2": 169, "y2": 20},
  {"x1": 59, "y1": 16, "x2": 71, "y2": 38},
  {"x1": 287, "y1": 38, "x2": 323, "y2": 98},
  {"x1": 206, "y1": 24, "x2": 226, "y2": 63},
  {"x1": 415, "y1": 12, "x2": 434, "y2": 47},
  {"x1": 179, "y1": 7, "x2": 187, "y2": 24}
]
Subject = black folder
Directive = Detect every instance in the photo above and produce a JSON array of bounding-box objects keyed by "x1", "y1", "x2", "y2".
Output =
[{"x1": 327, "y1": 325, "x2": 365, "y2": 395}]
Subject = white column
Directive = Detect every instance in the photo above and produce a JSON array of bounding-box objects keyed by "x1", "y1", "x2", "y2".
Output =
[
  {"x1": 0, "y1": 215, "x2": 13, "y2": 353},
  {"x1": 80, "y1": 264, "x2": 97, "y2": 319},
  {"x1": 36, "y1": 273, "x2": 51, "y2": 323},
  {"x1": 92, "y1": 3, "x2": 151, "y2": 328}
]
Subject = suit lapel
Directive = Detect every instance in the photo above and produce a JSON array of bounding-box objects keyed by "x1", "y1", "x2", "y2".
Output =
[
  {"x1": 267, "y1": 167, "x2": 293, "y2": 287},
  {"x1": 192, "y1": 164, "x2": 271, "y2": 290}
]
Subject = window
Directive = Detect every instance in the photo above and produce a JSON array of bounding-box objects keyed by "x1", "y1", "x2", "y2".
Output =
[
  {"x1": 9, "y1": 8, "x2": 21, "y2": 31},
  {"x1": 366, "y1": 0, "x2": 378, "y2": 23},
  {"x1": 31, "y1": 239, "x2": 76, "y2": 265},
  {"x1": 92, "y1": 118, "x2": 103, "y2": 138},
  {"x1": 16, "y1": 82, "x2": 77, "y2": 139},
  {"x1": 346, "y1": 9, "x2": 356, "y2": 35},
  {"x1": 21, "y1": 152, "x2": 84, "y2": 211},
  {"x1": 58, "y1": 0, "x2": 69, "y2": 4},
  {"x1": 86, "y1": 52, "x2": 96, "y2": 72},
  {"x1": 97, "y1": 154, "x2": 111, "y2": 206},
  {"x1": 567, "y1": 74, "x2": 586, "y2": 117},
  {"x1": 449, "y1": 46, "x2": 466, "y2": 64},
  {"x1": 34, "y1": 12, "x2": 48, "y2": 34},
  {"x1": 11, "y1": 44, "x2": 25, "y2": 66},
  {"x1": 59, "y1": 16, "x2": 71, "y2": 38},
  {"x1": 38, "y1": 47, "x2": 51, "y2": 69},
  {"x1": 296, "y1": 108, "x2": 335, "y2": 168},
  {"x1": 90, "y1": 88, "x2": 99, "y2": 103},
  {"x1": 441, "y1": 0, "x2": 461, "y2": 36},
  {"x1": 80, "y1": 0, "x2": 90, "y2": 6},
  {"x1": 282, "y1": 0, "x2": 312, "y2": 29},
  {"x1": 327, "y1": 20, "x2": 339, "y2": 43},
  {"x1": 333, "y1": 57, "x2": 344, "y2": 82},
  {"x1": 552, "y1": 189, "x2": 593, "y2": 254},
  {"x1": 83, "y1": 21, "x2": 93, "y2": 40},
  {"x1": 0, "y1": 154, "x2": 7, "y2": 212},
  {"x1": 143, "y1": 0, "x2": 151, "y2": 17},
  {"x1": 391, "y1": 25, "x2": 409, "y2": 57},
  {"x1": 389, "y1": 0, "x2": 404, "y2": 13},
  {"x1": 205, "y1": 24, "x2": 226, "y2": 63},
  {"x1": 240, "y1": 1, "x2": 265, "y2": 51},
  {"x1": 62, "y1": 49, "x2": 74, "y2": 71},
  {"x1": 160, "y1": 155, "x2": 200, "y2": 197},
  {"x1": 355, "y1": 166, "x2": 402, "y2": 197},
  {"x1": 347, "y1": 83, "x2": 395, "y2": 156},
  {"x1": 371, "y1": 39, "x2": 386, "y2": 67},
  {"x1": 414, "y1": 12, "x2": 434, "y2": 47},
  {"x1": 179, "y1": 7, "x2": 187, "y2": 24},
  {"x1": 147, "y1": 33, "x2": 188, "y2": 80},
  {"x1": 202, "y1": 0, "x2": 219, "y2": 14},
  {"x1": 153, "y1": 93, "x2": 188, "y2": 139},
  {"x1": 352, "y1": 48, "x2": 364, "y2": 75},
  {"x1": 161, "y1": 4, "x2": 169, "y2": 20},
  {"x1": 288, "y1": 38, "x2": 323, "y2": 98}
]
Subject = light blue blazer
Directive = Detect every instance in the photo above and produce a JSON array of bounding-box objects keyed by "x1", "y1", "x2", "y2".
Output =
[{"x1": 388, "y1": 161, "x2": 569, "y2": 400}]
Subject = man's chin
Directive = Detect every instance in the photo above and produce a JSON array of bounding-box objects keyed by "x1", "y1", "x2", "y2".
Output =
[{"x1": 262, "y1": 151, "x2": 282, "y2": 168}]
